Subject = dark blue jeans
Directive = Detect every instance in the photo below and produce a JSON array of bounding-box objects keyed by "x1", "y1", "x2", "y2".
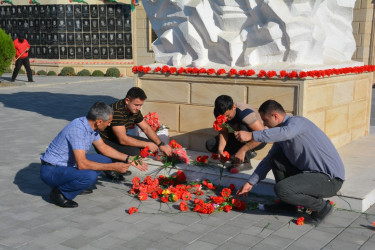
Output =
[{"x1": 40, "y1": 154, "x2": 111, "y2": 200}]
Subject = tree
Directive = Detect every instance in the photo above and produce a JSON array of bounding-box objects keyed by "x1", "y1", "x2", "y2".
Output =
[{"x1": 0, "y1": 28, "x2": 16, "y2": 76}]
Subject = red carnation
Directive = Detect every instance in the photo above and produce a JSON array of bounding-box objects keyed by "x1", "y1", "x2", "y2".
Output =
[
  {"x1": 246, "y1": 69, "x2": 255, "y2": 76},
  {"x1": 154, "y1": 66, "x2": 161, "y2": 72},
  {"x1": 185, "y1": 67, "x2": 193, "y2": 74},
  {"x1": 199, "y1": 68, "x2": 207, "y2": 74},
  {"x1": 267, "y1": 70, "x2": 277, "y2": 78},
  {"x1": 132, "y1": 66, "x2": 138, "y2": 73},
  {"x1": 161, "y1": 65, "x2": 170, "y2": 73},
  {"x1": 279, "y1": 70, "x2": 287, "y2": 78},
  {"x1": 296, "y1": 216, "x2": 304, "y2": 225},
  {"x1": 229, "y1": 184, "x2": 235, "y2": 191},
  {"x1": 169, "y1": 67, "x2": 177, "y2": 74},
  {"x1": 140, "y1": 146, "x2": 150, "y2": 158},
  {"x1": 207, "y1": 68, "x2": 216, "y2": 75},
  {"x1": 177, "y1": 67, "x2": 185, "y2": 74},
  {"x1": 211, "y1": 153, "x2": 219, "y2": 160},
  {"x1": 223, "y1": 205, "x2": 232, "y2": 213},
  {"x1": 217, "y1": 69, "x2": 226, "y2": 75},
  {"x1": 299, "y1": 71, "x2": 307, "y2": 78},
  {"x1": 288, "y1": 71, "x2": 298, "y2": 79},
  {"x1": 238, "y1": 70, "x2": 246, "y2": 76},
  {"x1": 192, "y1": 67, "x2": 199, "y2": 74},
  {"x1": 128, "y1": 207, "x2": 138, "y2": 214},
  {"x1": 180, "y1": 201, "x2": 189, "y2": 212},
  {"x1": 228, "y1": 68, "x2": 237, "y2": 76},
  {"x1": 220, "y1": 151, "x2": 231, "y2": 162},
  {"x1": 221, "y1": 188, "x2": 231, "y2": 198}
]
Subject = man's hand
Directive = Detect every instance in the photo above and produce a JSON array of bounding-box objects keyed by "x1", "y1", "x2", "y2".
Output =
[
  {"x1": 234, "y1": 131, "x2": 253, "y2": 143},
  {"x1": 130, "y1": 157, "x2": 148, "y2": 171},
  {"x1": 236, "y1": 182, "x2": 253, "y2": 196},
  {"x1": 234, "y1": 148, "x2": 246, "y2": 163},
  {"x1": 159, "y1": 144, "x2": 172, "y2": 157},
  {"x1": 113, "y1": 162, "x2": 130, "y2": 173},
  {"x1": 146, "y1": 142, "x2": 159, "y2": 153}
]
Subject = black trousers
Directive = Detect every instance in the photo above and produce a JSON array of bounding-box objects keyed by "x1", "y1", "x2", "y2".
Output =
[
  {"x1": 270, "y1": 150, "x2": 343, "y2": 212},
  {"x1": 11, "y1": 57, "x2": 33, "y2": 81},
  {"x1": 206, "y1": 123, "x2": 266, "y2": 161}
]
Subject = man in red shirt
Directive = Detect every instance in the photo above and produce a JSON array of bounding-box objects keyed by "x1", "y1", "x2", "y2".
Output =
[{"x1": 11, "y1": 32, "x2": 34, "y2": 83}]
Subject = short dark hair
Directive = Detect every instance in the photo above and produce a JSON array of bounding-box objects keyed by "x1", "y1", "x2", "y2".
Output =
[
  {"x1": 258, "y1": 100, "x2": 285, "y2": 115},
  {"x1": 214, "y1": 95, "x2": 234, "y2": 115},
  {"x1": 86, "y1": 102, "x2": 113, "y2": 121},
  {"x1": 125, "y1": 87, "x2": 147, "y2": 100}
]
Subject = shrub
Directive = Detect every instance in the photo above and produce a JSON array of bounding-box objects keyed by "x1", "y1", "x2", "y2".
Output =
[
  {"x1": 37, "y1": 70, "x2": 47, "y2": 75},
  {"x1": 47, "y1": 71, "x2": 57, "y2": 76},
  {"x1": 60, "y1": 67, "x2": 75, "y2": 76},
  {"x1": 19, "y1": 69, "x2": 25, "y2": 74},
  {"x1": 106, "y1": 67, "x2": 120, "y2": 77},
  {"x1": 0, "y1": 28, "x2": 16, "y2": 76},
  {"x1": 77, "y1": 69, "x2": 91, "y2": 76},
  {"x1": 4, "y1": 67, "x2": 12, "y2": 73},
  {"x1": 92, "y1": 70, "x2": 104, "y2": 77}
]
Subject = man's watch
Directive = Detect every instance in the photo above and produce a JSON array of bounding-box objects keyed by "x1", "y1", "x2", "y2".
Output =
[
  {"x1": 125, "y1": 155, "x2": 130, "y2": 163},
  {"x1": 157, "y1": 141, "x2": 165, "y2": 147}
]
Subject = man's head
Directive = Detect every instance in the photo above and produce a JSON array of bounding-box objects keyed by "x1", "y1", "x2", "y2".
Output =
[
  {"x1": 18, "y1": 32, "x2": 24, "y2": 43},
  {"x1": 124, "y1": 87, "x2": 147, "y2": 114},
  {"x1": 258, "y1": 100, "x2": 286, "y2": 128},
  {"x1": 214, "y1": 95, "x2": 237, "y2": 120},
  {"x1": 86, "y1": 102, "x2": 113, "y2": 131}
]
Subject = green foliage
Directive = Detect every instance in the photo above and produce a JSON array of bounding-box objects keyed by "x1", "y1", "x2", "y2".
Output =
[
  {"x1": 60, "y1": 67, "x2": 75, "y2": 76},
  {"x1": 19, "y1": 69, "x2": 25, "y2": 74},
  {"x1": 37, "y1": 70, "x2": 47, "y2": 75},
  {"x1": 4, "y1": 67, "x2": 12, "y2": 73},
  {"x1": 77, "y1": 69, "x2": 91, "y2": 76},
  {"x1": 92, "y1": 70, "x2": 104, "y2": 77},
  {"x1": 105, "y1": 67, "x2": 120, "y2": 77},
  {"x1": 0, "y1": 28, "x2": 16, "y2": 76},
  {"x1": 47, "y1": 71, "x2": 57, "y2": 76}
]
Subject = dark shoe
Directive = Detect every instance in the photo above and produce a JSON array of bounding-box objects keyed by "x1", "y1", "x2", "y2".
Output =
[
  {"x1": 264, "y1": 201, "x2": 298, "y2": 213},
  {"x1": 306, "y1": 200, "x2": 333, "y2": 226},
  {"x1": 79, "y1": 189, "x2": 93, "y2": 195},
  {"x1": 10, "y1": 79, "x2": 15, "y2": 82},
  {"x1": 103, "y1": 170, "x2": 124, "y2": 181},
  {"x1": 28, "y1": 80, "x2": 35, "y2": 82},
  {"x1": 50, "y1": 187, "x2": 78, "y2": 208}
]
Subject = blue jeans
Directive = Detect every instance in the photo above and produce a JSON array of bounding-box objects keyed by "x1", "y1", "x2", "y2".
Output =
[{"x1": 40, "y1": 154, "x2": 112, "y2": 200}]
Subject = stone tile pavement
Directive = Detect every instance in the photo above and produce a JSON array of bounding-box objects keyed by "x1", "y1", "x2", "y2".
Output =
[{"x1": 0, "y1": 74, "x2": 374, "y2": 249}]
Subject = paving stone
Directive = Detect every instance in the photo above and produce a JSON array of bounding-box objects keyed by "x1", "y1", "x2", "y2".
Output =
[
  {"x1": 215, "y1": 241, "x2": 251, "y2": 250},
  {"x1": 251, "y1": 242, "x2": 284, "y2": 250},
  {"x1": 241, "y1": 226, "x2": 274, "y2": 238},
  {"x1": 0, "y1": 234, "x2": 34, "y2": 248},
  {"x1": 256, "y1": 234, "x2": 294, "y2": 248},
  {"x1": 198, "y1": 231, "x2": 232, "y2": 245},
  {"x1": 183, "y1": 240, "x2": 217, "y2": 250},
  {"x1": 138, "y1": 229, "x2": 171, "y2": 242},
  {"x1": 322, "y1": 239, "x2": 361, "y2": 250},
  {"x1": 211, "y1": 224, "x2": 244, "y2": 236},
  {"x1": 60, "y1": 235, "x2": 96, "y2": 249},
  {"x1": 184, "y1": 223, "x2": 216, "y2": 234},
  {"x1": 157, "y1": 221, "x2": 188, "y2": 234},
  {"x1": 150, "y1": 238, "x2": 186, "y2": 249},
  {"x1": 170, "y1": 213, "x2": 201, "y2": 226},
  {"x1": 289, "y1": 229, "x2": 336, "y2": 249},
  {"x1": 89, "y1": 236, "x2": 127, "y2": 249},
  {"x1": 227, "y1": 233, "x2": 263, "y2": 247},
  {"x1": 167, "y1": 230, "x2": 201, "y2": 244}
]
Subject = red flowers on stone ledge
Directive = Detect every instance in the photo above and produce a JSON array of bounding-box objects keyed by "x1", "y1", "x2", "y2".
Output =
[{"x1": 132, "y1": 65, "x2": 375, "y2": 79}]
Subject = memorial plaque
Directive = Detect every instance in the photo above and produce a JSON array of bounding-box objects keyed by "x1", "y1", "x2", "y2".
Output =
[
  {"x1": 117, "y1": 46, "x2": 125, "y2": 59},
  {"x1": 47, "y1": 33, "x2": 53, "y2": 45},
  {"x1": 68, "y1": 47, "x2": 75, "y2": 59},
  {"x1": 99, "y1": 5, "x2": 106, "y2": 18},
  {"x1": 83, "y1": 19, "x2": 90, "y2": 32},
  {"x1": 45, "y1": 5, "x2": 51, "y2": 18},
  {"x1": 57, "y1": 5, "x2": 65, "y2": 18},
  {"x1": 48, "y1": 47, "x2": 54, "y2": 59},
  {"x1": 82, "y1": 5, "x2": 90, "y2": 18},
  {"x1": 116, "y1": 19, "x2": 123, "y2": 31},
  {"x1": 59, "y1": 33, "x2": 66, "y2": 45},
  {"x1": 84, "y1": 46, "x2": 92, "y2": 59},
  {"x1": 76, "y1": 47, "x2": 83, "y2": 59},
  {"x1": 0, "y1": 19, "x2": 5, "y2": 29},
  {"x1": 42, "y1": 47, "x2": 48, "y2": 58},
  {"x1": 91, "y1": 19, "x2": 98, "y2": 32},
  {"x1": 5, "y1": 20, "x2": 12, "y2": 32},
  {"x1": 34, "y1": 19, "x2": 40, "y2": 32},
  {"x1": 115, "y1": 5, "x2": 123, "y2": 18},
  {"x1": 40, "y1": 19, "x2": 47, "y2": 32},
  {"x1": 17, "y1": 6, "x2": 22, "y2": 18},
  {"x1": 109, "y1": 47, "x2": 116, "y2": 59},
  {"x1": 125, "y1": 46, "x2": 132, "y2": 59},
  {"x1": 36, "y1": 46, "x2": 42, "y2": 58},
  {"x1": 92, "y1": 47, "x2": 100, "y2": 59},
  {"x1": 23, "y1": 20, "x2": 29, "y2": 30},
  {"x1": 100, "y1": 33, "x2": 107, "y2": 45},
  {"x1": 27, "y1": 6, "x2": 33, "y2": 17},
  {"x1": 0, "y1": 7, "x2": 6, "y2": 19},
  {"x1": 116, "y1": 33, "x2": 124, "y2": 45},
  {"x1": 83, "y1": 33, "x2": 91, "y2": 45},
  {"x1": 125, "y1": 33, "x2": 132, "y2": 45},
  {"x1": 67, "y1": 33, "x2": 74, "y2": 45},
  {"x1": 75, "y1": 33, "x2": 83, "y2": 45},
  {"x1": 29, "y1": 19, "x2": 35, "y2": 32},
  {"x1": 53, "y1": 46, "x2": 59, "y2": 59},
  {"x1": 108, "y1": 18, "x2": 115, "y2": 31},
  {"x1": 29, "y1": 46, "x2": 35, "y2": 58},
  {"x1": 12, "y1": 20, "x2": 18, "y2": 31},
  {"x1": 22, "y1": 6, "x2": 28, "y2": 18},
  {"x1": 66, "y1": 19, "x2": 74, "y2": 32},
  {"x1": 74, "y1": 5, "x2": 82, "y2": 18},
  {"x1": 107, "y1": 5, "x2": 115, "y2": 18},
  {"x1": 100, "y1": 47, "x2": 108, "y2": 59},
  {"x1": 74, "y1": 19, "x2": 82, "y2": 32},
  {"x1": 17, "y1": 20, "x2": 24, "y2": 30},
  {"x1": 90, "y1": 5, "x2": 98, "y2": 18},
  {"x1": 46, "y1": 19, "x2": 52, "y2": 31},
  {"x1": 11, "y1": 6, "x2": 16, "y2": 17},
  {"x1": 99, "y1": 18, "x2": 107, "y2": 32},
  {"x1": 51, "y1": 5, "x2": 57, "y2": 18},
  {"x1": 39, "y1": 5, "x2": 45, "y2": 17},
  {"x1": 35, "y1": 33, "x2": 41, "y2": 45},
  {"x1": 52, "y1": 19, "x2": 58, "y2": 30},
  {"x1": 33, "y1": 5, "x2": 39, "y2": 16},
  {"x1": 123, "y1": 5, "x2": 131, "y2": 18},
  {"x1": 52, "y1": 33, "x2": 58, "y2": 45},
  {"x1": 58, "y1": 19, "x2": 66, "y2": 32},
  {"x1": 66, "y1": 5, "x2": 73, "y2": 18},
  {"x1": 29, "y1": 33, "x2": 35, "y2": 44},
  {"x1": 41, "y1": 33, "x2": 47, "y2": 45},
  {"x1": 24, "y1": 33, "x2": 29, "y2": 41},
  {"x1": 60, "y1": 46, "x2": 67, "y2": 59},
  {"x1": 124, "y1": 18, "x2": 131, "y2": 31},
  {"x1": 92, "y1": 33, "x2": 99, "y2": 45},
  {"x1": 108, "y1": 33, "x2": 116, "y2": 45},
  {"x1": 5, "y1": 6, "x2": 11, "y2": 18}
]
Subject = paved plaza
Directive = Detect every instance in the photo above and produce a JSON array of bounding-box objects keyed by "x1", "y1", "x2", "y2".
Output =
[{"x1": 0, "y1": 74, "x2": 375, "y2": 249}]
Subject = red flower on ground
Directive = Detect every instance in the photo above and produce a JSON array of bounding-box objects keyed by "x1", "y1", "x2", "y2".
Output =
[
  {"x1": 221, "y1": 188, "x2": 231, "y2": 198},
  {"x1": 161, "y1": 196, "x2": 169, "y2": 203},
  {"x1": 138, "y1": 192, "x2": 148, "y2": 201},
  {"x1": 199, "y1": 68, "x2": 207, "y2": 74},
  {"x1": 299, "y1": 71, "x2": 307, "y2": 78},
  {"x1": 161, "y1": 65, "x2": 170, "y2": 73},
  {"x1": 180, "y1": 201, "x2": 189, "y2": 212},
  {"x1": 220, "y1": 151, "x2": 231, "y2": 162},
  {"x1": 151, "y1": 191, "x2": 158, "y2": 199},
  {"x1": 192, "y1": 67, "x2": 199, "y2": 74},
  {"x1": 267, "y1": 70, "x2": 277, "y2": 78},
  {"x1": 372, "y1": 221, "x2": 375, "y2": 226},
  {"x1": 229, "y1": 184, "x2": 235, "y2": 191},
  {"x1": 140, "y1": 146, "x2": 150, "y2": 158},
  {"x1": 132, "y1": 176, "x2": 141, "y2": 184},
  {"x1": 296, "y1": 217, "x2": 305, "y2": 225},
  {"x1": 181, "y1": 191, "x2": 192, "y2": 201},
  {"x1": 279, "y1": 70, "x2": 287, "y2": 78},
  {"x1": 169, "y1": 67, "x2": 177, "y2": 74},
  {"x1": 238, "y1": 70, "x2": 246, "y2": 76},
  {"x1": 128, "y1": 207, "x2": 138, "y2": 214},
  {"x1": 169, "y1": 139, "x2": 182, "y2": 149},
  {"x1": 211, "y1": 153, "x2": 219, "y2": 160},
  {"x1": 185, "y1": 67, "x2": 193, "y2": 73},
  {"x1": 288, "y1": 71, "x2": 298, "y2": 78},
  {"x1": 177, "y1": 67, "x2": 185, "y2": 74},
  {"x1": 223, "y1": 205, "x2": 232, "y2": 213}
]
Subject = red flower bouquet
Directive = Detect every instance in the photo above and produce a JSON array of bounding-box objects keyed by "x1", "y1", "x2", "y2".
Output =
[{"x1": 213, "y1": 115, "x2": 234, "y2": 133}]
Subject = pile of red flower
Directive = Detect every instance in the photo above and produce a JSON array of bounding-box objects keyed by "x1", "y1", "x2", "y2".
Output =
[
  {"x1": 128, "y1": 171, "x2": 246, "y2": 215},
  {"x1": 143, "y1": 112, "x2": 161, "y2": 132}
]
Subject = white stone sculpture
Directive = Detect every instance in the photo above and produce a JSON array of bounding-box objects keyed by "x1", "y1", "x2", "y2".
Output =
[{"x1": 143, "y1": 0, "x2": 359, "y2": 69}]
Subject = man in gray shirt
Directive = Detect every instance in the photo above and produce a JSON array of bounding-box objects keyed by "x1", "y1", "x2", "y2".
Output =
[{"x1": 236, "y1": 100, "x2": 345, "y2": 226}]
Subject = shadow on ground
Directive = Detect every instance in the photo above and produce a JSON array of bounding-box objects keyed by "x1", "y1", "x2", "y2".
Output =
[{"x1": 0, "y1": 92, "x2": 117, "y2": 121}]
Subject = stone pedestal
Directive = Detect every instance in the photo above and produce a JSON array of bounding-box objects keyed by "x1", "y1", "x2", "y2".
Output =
[{"x1": 136, "y1": 72, "x2": 373, "y2": 153}]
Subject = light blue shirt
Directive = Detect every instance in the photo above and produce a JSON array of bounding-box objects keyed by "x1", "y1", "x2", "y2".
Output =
[
  {"x1": 248, "y1": 115, "x2": 345, "y2": 185},
  {"x1": 41, "y1": 117, "x2": 100, "y2": 167}
]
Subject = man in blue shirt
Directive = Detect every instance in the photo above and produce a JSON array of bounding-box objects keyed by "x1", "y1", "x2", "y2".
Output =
[
  {"x1": 40, "y1": 102, "x2": 148, "y2": 208},
  {"x1": 236, "y1": 100, "x2": 345, "y2": 226}
]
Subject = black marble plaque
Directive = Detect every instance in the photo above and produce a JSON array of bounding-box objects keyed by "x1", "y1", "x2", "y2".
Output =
[
  {"x1": 42, "y1": 46, "x2": 48, "y2": 58},
  {"x1": 45, "y1": 5, "x2": 51, "y2": 18},
  {"x1": 74, "y1": 19, "x2": 82, "y2": 32},
  {"x1": 52, "y1": 33, "x2": 58, "y2": 45},
  {"x1": 29, "y1": 19, "x2": 35, "y2": 32},
  {"x1": 57, "y1": 5, "x2": 65, "y2": 18},
  {"x1": 125, "y1": 46, "x2": 132, "y2": 59},
  {"x1": 12, "y1": 20, "x2": 17, "y2": 31},
  {"x1": 76, "y1": 47, "x2": 83, "y2": 59},
  {"x1": 125, "y1": 33, "x2": 132, "y2": 45},
  {"x1": 33, "y1": 5, "x2": 39, "y2": 16},
  {"x1": 75, "y1": 33, "x2": 83, "y2": 45},
  {"x1": 109, "y1": 47, "x2": 116, "y2": 59},
  {"x1": 22, "y1": 6, "x2": 28, "y2": 18},
  {"x1": 83, "y1": 33, "x2": 91, "y2": 45},
  {"x1": 17, "y1": 6, "x2": 22, "y2": 18},
  {"x1": 107, "y1": 5, "x2": 115, "y2": 18},
  {"x1": 11, "y1": 6, "x2": 16, "y2": 17},
  {"x1": 99, "y1": 5, "x2": 106, "y2": 18},
  {"x1": 117, "y1": 46, "x2": 125, "y2": 59},
  {"x1": 92, "y1": 33, "x2": 99, "y2": 45},
  {"x1": 59, "y1": 33, "x2": 66, "y2": 45},
  {"x1": 115, "y1": 5, "x2": 123, "y2": 18},
  {"x1": 89, "y1": 5, "x2": 97, "y2": 18},
  {"x1": 82, "y1": 5, "x2": 90, "y2": 18},
  {"x1": 67, "y1": 33, "x2": 75, "y2": 45},
  {"x1": 66, "y1": 19, "x2": 74, "y2": 32},
  {"x1": 29, "y1": 46, "x2": 35, "y2": 58},
  {"x1": 52, "y1": 19, "x2": 58, "y2": 30},
  {"x1": 36, "y1": 46, "x2": 42, "y2": 58},
  {"x1": 66, "y1": 5, "x2": 73, "y2": 18},
  {"x1": 51, "y1": 5, "x2": 57, "y2": 18},
  {"x1": 108, "y1": 18, "x2": 115, "y2": 31},
  {"x1": 39, "y1": 5, "x2": 46, "y2": 17},
  {"x1": 84, "y1": 46, "x2": 91, "y2": 59},
  {"x1": 35, "y1": 33, "x2": 41, "y2": 45},
  {"x1": 100, "y1": 33, "x2": 107, "y2": 45},
  {"x1": 100, "y1": 47, "x2": 108, "y2": 59},
  {"x1": 123, "y1": 5, "x2": 131, "y2": 19},
  {"x1": 92, "y1": 47, "x2": 100, "y2": 59},
  {"x1": 48, "y1": 47, "x2": 54, "y2": 59},
  {"x1": 46, "y1": 19, "x2": 52, "y2": 31},
  {"x1": 53, "y1": 46, "x2": 59, "y2": 59},
  {"x1": 91, "y1": 19, "x2": 98, "y2": 32},
  {"x1": 68, "y1": 47, "x2": 75, "y2": 59},
  {"x1": 23, "y1": 20, "x2": 29, "y2": 30},
  {"x1": 108, "y1": 33, "x2": 116, "y2": 45},
  {"x1": 74, "y1": 5, "x2": 82, "y2": 18},
  {"x1": 47, "y1": 33, "x2": 53, "y2": 45},
  {"x1": 24, "y1": 33, "x2": 29, "y2": 41},
  {"x1": 41, "y1": 33, "x2": 47, "y2": 45},
  {"x1": 60, "y1": 46, "x2": 67, "y2": 59},
  {"x1": 29, "y1": 33, "x2": 35, "y2": 44},
  {"x1": 83, "y1": 19, "x2": 90, "y2": 32},
  {"x1": 0, "y1": 7, "x2": 6, "y2": 19},
  {"x1": 124, "y1": 18, "x2": 131, "y2": 31},
  {"x1": 116, "y1": 33, "x2": 124, "y2": 45},
  {"x1": 5, "y1": 7, "x2": 11, "y2": 18},
  {"x1": 27, "y1": 6, "x2": 33, "y2": 18},
  {"x1": 99, "y1": 18, "x2": 107, "y2": 32},
  {"x1": 34, "y1": 19, "x2": 40, "y2": 32},
  {"x1": 17, "y1": 20, "x2": 24, "y2": 30},
  {"x1": 116, "y1": 19, "x2": 123, "y2": 31},
  {"x1": 58, "y1": 19, "x2": 66, "y2": 32}
]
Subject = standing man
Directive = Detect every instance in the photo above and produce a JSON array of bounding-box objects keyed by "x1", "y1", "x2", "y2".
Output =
[
  {"x1": 206, "y1": 95, "x2": 266, "y2": 173},
  {"x1": 11, "y1": 32, "x2": 34, "y2": 83},
  {"x1": 236, "y1": 100, "x2": 345, "y2": 225},
  {"x1": 99, "y1": 87, "x2": 172, "y2": 180},
  {"x1": 40, "y1": 102, "x2": 148, "y2": 208}
]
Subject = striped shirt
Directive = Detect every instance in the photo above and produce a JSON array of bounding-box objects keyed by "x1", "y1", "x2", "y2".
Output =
[{"x1": 100, "y1": 99, "x2": 143, "y2": 142}]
